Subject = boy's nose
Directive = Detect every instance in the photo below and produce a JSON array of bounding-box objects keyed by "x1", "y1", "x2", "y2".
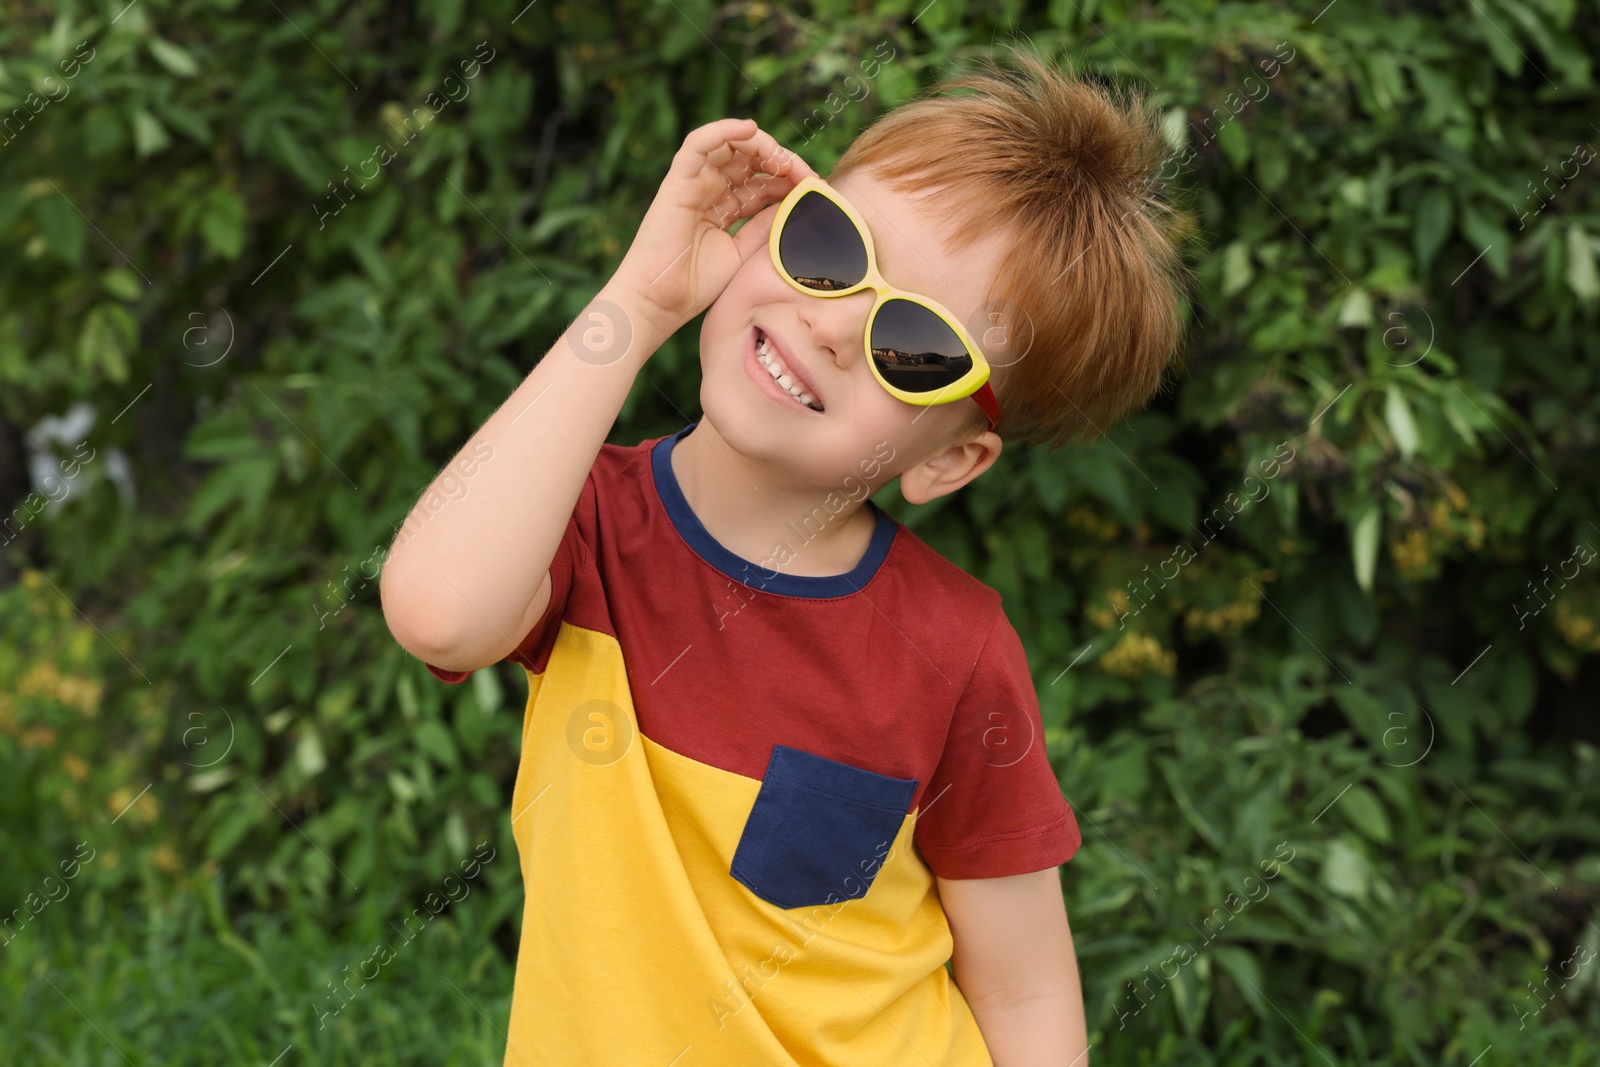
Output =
[{"x1": 797, "y1": 293, "x2": 874, "y2": 372}]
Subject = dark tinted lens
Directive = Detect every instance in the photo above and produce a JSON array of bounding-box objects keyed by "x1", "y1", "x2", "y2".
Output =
[
  {"x1": 870, "y1": 299, "x2": 975, "y2": 393},
  {"x1": 778, "y1": 192, "x2": 868, "y2": 291}
]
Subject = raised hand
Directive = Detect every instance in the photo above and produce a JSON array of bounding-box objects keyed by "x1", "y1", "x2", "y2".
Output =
[{"x1": 609, "y1": 117, "x2": 816, "y2": 336}]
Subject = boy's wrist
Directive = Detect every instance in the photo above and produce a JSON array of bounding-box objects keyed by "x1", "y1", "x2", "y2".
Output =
[{"x1": 588, "y1": 281, "x2": 684, "y2": 362}]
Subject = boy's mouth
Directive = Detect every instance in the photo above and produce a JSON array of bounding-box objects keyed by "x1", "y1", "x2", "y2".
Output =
[{"x1": 754, "y1": 327, "x2": 825, "y2": 412}]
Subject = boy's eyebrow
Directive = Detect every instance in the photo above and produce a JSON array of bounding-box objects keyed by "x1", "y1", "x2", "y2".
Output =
[{"x1": 837, "y1": 181, "x2": 954, "y2": 289}]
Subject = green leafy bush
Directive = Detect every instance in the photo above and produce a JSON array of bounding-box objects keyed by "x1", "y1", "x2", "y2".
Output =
[{"x1": 3, "y1": 0, "x2": 1597, "y2": 1061}]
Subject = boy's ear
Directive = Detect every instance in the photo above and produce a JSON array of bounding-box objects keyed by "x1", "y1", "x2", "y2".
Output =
[{"x1": 898, "y1": 434, "x2": 1003, "y2": 505}]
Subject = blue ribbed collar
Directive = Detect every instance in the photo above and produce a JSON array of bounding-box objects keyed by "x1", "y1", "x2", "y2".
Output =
[{"x1": 650, "y1": 422, "x2": 897, "y2": 598}]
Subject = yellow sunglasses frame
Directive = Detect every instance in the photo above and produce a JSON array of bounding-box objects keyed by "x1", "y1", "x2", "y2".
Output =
[{"x1": 766, "y1": 175, "x2": 1000, "y2": 433}]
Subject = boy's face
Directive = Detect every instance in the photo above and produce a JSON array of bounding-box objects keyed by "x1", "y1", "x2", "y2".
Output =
[{"x1": 697, "y1": 166, "x2": 1011, "y2": 499}]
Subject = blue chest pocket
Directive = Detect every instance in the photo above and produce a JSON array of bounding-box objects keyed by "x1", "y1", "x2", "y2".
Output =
[{"x1": 730, "y1": 745, "x2": 918, "y2": 910}]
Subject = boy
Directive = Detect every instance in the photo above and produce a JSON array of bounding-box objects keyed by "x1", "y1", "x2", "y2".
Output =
[{"x1": 381, "y1": 47, "x2": 1184, "y2": 1067}]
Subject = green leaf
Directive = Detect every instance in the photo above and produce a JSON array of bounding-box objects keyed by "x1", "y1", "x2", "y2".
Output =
[
  {"x1": 388, "y1": 769, "x2": 417, "y2": 804},
  {"x1": 471, "y1": 665, "x2": 504, "y2": 716},
  {"x1": 149, "y1": 37, "x2": 199, "y2": 77},
  {"x1": 1414, "y1": 187, "x2": 1452, "y2": 272},
  {"x1": 421, "y1": 0, "x2": 464, "y2": 36},
  {"x1": 1159, "y1": 106, "x2": 1187, "y2": 152},
  {"x1": 1211, "y1": 946, "x2": 1268, "y2": 1016},
  {"x1": 1333, "y1": 572, "x2": 1380, "y2": 644},
  {"x1": 1321, "y1": 838, "x2": 1371, "y2": 899},
  {"x1": 77, "y1": 304, "x2": 136, "y2": 382},
  {"x1": 1351, "y1": 506, "x2": 1380, "y2": 593},
  {"x1": 1222, "y1": 242, "x2": 1254, "y2": 297},
  {"x1": 874, "y1": 62, "x2": 915, "y2": 109},
  {"x1": 1339, "y1": 784, "x2": 1393, "y2": 844},
  {"x1": 1254, "y1": 134, "x2": 1289, "y2": 192},
  {"x1": 530, "y1": 205, "x2": 599, "y2": 244},
  {"x1": 1337, "y1": 288, "x2": 1372, "y2": 327},
  {"x1": 187, "y1": 455, "x2": 277, "y2": 529},
  {"x1": 1565, "y1": 224, "x2": 1598, "y2": 301},
  {"x1": 295, "y1": 727, "x2": 327, "y2": 776},
  {"x1": 746, "y1": 55, "x2": 784, "y2": 88},
  {"x1": 1471, "y1": 4, "x2": 1524, "y2": 76},
  {"x1": 32, "y1": 196, "x2": 85, "y2": 265},
  {"x1": 161, "y1": 103, "x2": 212, "y2": 145},
  {"x1": 133, "y1": 108, "x2": 172, "y2": 157},
  {"x1": 1458, "y1": 200, "x2": 1509, "y2": 278},
  {"x1": 207, "y1": 805, "x2": 261, "y2": 859},
  {"x1": 102, "y1": 268, "x2": 142, "y2": 301},
  {"x1": 201, "y1": 186, "x2": 247, "y2": 260},
  {"x1": 446, "y1": 811, "x2": 469, "y2": 859},
  {"x1": 1156, "y1": 756, "x2": 1225, "y2": 848},
  {"x1": 188, "y1": 766, "x2": 239, "y2": 793},
  {"x1": 1498, "y1": 654, "x2": 1537, "y2": 722},
  {"x1": 1215, "y1": 117, "x2": 1250, "y2": 170},
  {"x1": 416, "y1": 719, "x2": 460, "y2": 769},
  {"x1": 1384, "y1": 386, "x2": 1420, "y2": 460}
]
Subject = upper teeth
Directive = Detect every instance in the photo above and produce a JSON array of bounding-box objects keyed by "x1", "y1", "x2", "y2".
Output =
[{"x1": 757, "y1": 334, "x2": 819, "y2": 410}]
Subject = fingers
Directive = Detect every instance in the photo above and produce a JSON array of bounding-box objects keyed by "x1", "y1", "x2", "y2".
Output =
[
  {"x1": 731, "y1": 202, "x2": 781, "y2": 262},
  {"x1": 729, "y1": 126, "x2": 815, "y2": 181},
  {"x1": 671, "y1": 118, "x2": 814, "y2": 228},
  {"x1": 716, "y1": 127, "x2": 814, "y2": 223},
  {"x1": 708, "y1": 165, "x2": 796, "y2": 230},
  {"x1": 674, "y1": 117, "x2": 814, "y2": 183},
  {"x1": 669, "y1": 118, "x2": 758, "y2": 179},
  {"x1": 707, "y1": 181, "x2": 753, "y2": 230}
]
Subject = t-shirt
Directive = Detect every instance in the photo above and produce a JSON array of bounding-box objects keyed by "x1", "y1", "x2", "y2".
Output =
[{"x1": 422, "y1": 421, "x2": 1081, "y2": 1066}]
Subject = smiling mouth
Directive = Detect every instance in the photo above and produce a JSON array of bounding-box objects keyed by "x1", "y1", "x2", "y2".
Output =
[{"x1": 755, "y1": 328, "x2": 824, "y2": 412}]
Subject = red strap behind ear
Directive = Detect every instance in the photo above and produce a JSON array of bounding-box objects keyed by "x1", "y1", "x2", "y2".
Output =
[{"x1": 972, "y1": 382, "x2": 1001, "y2": 434}]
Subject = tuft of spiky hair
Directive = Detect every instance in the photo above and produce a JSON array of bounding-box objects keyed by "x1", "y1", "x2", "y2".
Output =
[{"x1": 832, "y1": 44, "x2": 1193, "y2": 451}]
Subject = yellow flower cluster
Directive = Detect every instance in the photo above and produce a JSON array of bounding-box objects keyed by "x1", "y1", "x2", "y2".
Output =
[
  {"x1": 1087, "y1": 588, "x2": 1131, "y2": 631},
  {"x1": 1183, "y1": 570, "x2": 1275, "y2": 637},
  {"x1": 1100, "y1": 631, "x2": 1177, "y2": 679},
  {"x1": 1390, "y1": 526, "x2": 1432, "y2": 581},
  {"x1": 1555, "y1": 602, "x2": 1600, "y2": 653},
  {"x1": 1390, "y1": 483, "x2": 1484, "y2": 583},
  {"x1": 18, "y1": 725, "x2": 57, "y2": 748},
  {"x1": 1066, "y1": 504, "x2": 1121, "y2": 543},
  {"x1": 1186, "y1": 597, "x2": 1261, "y2": 636},
  {"x1": 104, "y1": 785, "x2": 159, "y2": 825},
  {"x1": 136, "y1": 686, "x2": 172, "y2": 723},
  {"x1": 18, "y1": 569, "x2": 71, "y2": 620},
  {"x1": 14, "y1": 660, "x2": 103, "y2": 716},
  {"x1": 62, "y1": 752, "x2": 89, "y2": 781}
]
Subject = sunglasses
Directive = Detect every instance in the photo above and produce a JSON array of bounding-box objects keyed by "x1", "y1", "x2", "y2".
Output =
[{"x1": 767, "y1": 175, "x2": 1001, "y2": 434}]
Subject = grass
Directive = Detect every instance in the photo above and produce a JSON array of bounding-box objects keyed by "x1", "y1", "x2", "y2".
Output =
[
  {"x1": 1, "y1": 875, "x2": 516, "y2": 1066},
  {"x1": 4, "y1": 869, "x2": 1597, "y2": 1065}
]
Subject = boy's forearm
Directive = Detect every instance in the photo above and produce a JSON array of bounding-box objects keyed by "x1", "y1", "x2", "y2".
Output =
[
  {"x1": 380, "y1": 283, "x2": 676, "y2": 665},
  {"x1": 966, "y1": 989, "x2": 1089, "y2": 1067}
]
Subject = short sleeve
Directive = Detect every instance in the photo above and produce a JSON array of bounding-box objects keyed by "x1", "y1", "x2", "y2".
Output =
[
  {"x1": 912, "y1": 611, "x2": 1082, "y2": 879},
  {"x1": 424, "y1": 464, "x2": 599, "y2": 684}
]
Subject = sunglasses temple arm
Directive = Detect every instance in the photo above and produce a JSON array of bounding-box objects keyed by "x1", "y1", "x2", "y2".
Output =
[{"x1": 972, "y1": 382, "x2": 1001, "y2": 434}]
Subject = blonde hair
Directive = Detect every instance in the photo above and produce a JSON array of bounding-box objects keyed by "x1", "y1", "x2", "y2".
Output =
[{"x1": 831, "y1": 45, "x2": 1192, "y2": 451}]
